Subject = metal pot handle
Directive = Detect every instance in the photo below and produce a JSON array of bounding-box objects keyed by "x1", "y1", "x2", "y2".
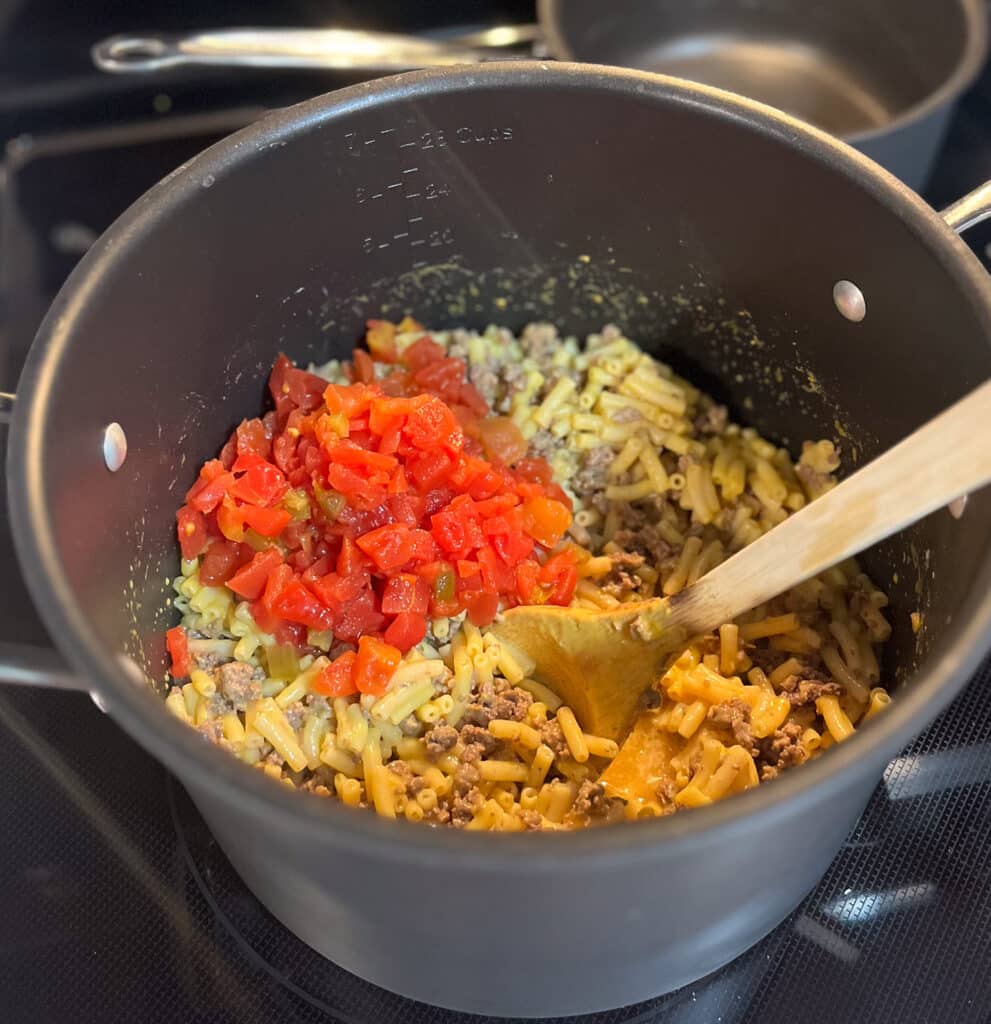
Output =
[
  {"x1": 2, "y1": 176, "x2": 991, "y2": 690},
  {"x1": 941, "y1": 179, "x2": 991, "y2": 232},
  {"x1": 91, "y1": 25, "x2": 539, "y2": 74}
]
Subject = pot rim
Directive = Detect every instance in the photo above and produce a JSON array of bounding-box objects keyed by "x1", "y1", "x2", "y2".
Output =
[
  {"x1": 538, "y1": 0, "x2": 990, "y2": 147},
  {"x1": 9, "y1": 61, "x2": 991, "y2": 869}
]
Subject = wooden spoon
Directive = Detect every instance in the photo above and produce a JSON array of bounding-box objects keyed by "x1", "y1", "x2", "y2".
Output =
[{"x1": 491, "y1": 380, "x2": 991, "y2": 740}]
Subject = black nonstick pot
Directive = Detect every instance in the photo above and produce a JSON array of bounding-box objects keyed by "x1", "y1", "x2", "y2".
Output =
[{"x1": 5, "y1": 64, "x2": 991, "y2": 1017}]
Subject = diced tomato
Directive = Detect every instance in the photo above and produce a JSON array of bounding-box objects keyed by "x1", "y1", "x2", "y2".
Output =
[
  {"x1": 381, "y1": 574, "x2": 430, "y2": 616},
  {"x1": 272, "y1": 579, "x2": 334, "y2": 631},
  {"x1": 200, "y1": 539, "x2": 249, "y2": 586},
  {"x1": 402, "y1": 336, "x2": 446, "y2": 370},
  {"x1": 230, "y1": 457, "x2": 287, "y2": 507},
  {"x1": 539, "y1": 549, "x2": 579, "y2": 606},
  {"x1": 313, "y1": 651, "x2": 358, "y2": 697},
  {"x1": 412, "y1": 357, "x2": 464, "y2": 403},
  {"x1": 274, "y1": 620, "x2": 308, "y2": 649},
  {"x1": 515, "y1": 560, "x2": 544, "y2": 604},
  {"x1": 520, "y1": 496, "x2": 572, "y2": 548},
  {"x1": 174, "y1": 348, "x2": 585, "y2": 658},
  {"x1": 235, "y1": 418, "x2": 272, "y2": 459},
  {"x1": 458, "y1": 380, "x2": 489, "y2": 417},
  {"x1": 384, "y1": 611, "x2": 427, "y2": 650},
  {"x1": 431, "y1": 503, "x2": 484, "y2": 558},
  {"x1": 216, "y1": 496, "x2": 245, "y2": 542},
  {"x1": 406, "y1": 528, "x2": 436, "y2": 564},
  {"x1": 478, "y1": 416, "x2": 528, "y2": 466},
  {"x1": 327, "y1": 440, "x2": 398, "y2": 474},
  {"x1": 270, "y1": 353, "x2": 328, "y2": 414},
  {"x1": 166, "y1": 626, "x2": 191, "y2": 678},
  {"x1": 477, "y1": 544, "x2": 514, "y2": 593},
  {"x1": 261, "y1": 563, "x2": 294, "y2": 616},
  {"x1": 334, "y1": 588, "x2": 386, "y2": 645},
  {"x1": 176, "y1": 505, "x2": 208, "y2": 560},
  {"x1": 404, "y1": 396, "x2": 462, "y2": 451},
  {"x1": 369, "y1": 396, "x2": 410, "y2": 436},
  {"x1": 406, "y1": 448, "x2": 456, "y2": 491},
  {"x1": 326, "y1": 462, "x2": 385, "y2": 505},
  {"x1": 352, "y1": 348, "x2": 376, "y2": 384},
  {"x1": 463, "y1": 590, "x2": 499, "y2": 627},
  {"x1": 240, "y1": 505, "x2": 291, "y2": 538},
  {"x1": 365, "y1": 319, "x2": 398, "y2": 363},
  {"x1": 356, "y1": 523, "x2": 413, "y2": 572},
  {"x1": 188, "y1": 471, "x2": 235, "y2": 514},
  {"x1": 353, "y1": 635, "x2": 402, "y2": 695},
  {"x1": 310, "y1": 569, "x2": 370, "y2": 611},
  {"x1": 227, "y1": 547, "x2": 283, "y2": 600}
]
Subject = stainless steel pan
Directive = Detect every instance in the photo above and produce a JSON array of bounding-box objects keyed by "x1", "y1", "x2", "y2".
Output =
[{"x1": 91, "y1": 0, "x2": 988, "y2": 189}]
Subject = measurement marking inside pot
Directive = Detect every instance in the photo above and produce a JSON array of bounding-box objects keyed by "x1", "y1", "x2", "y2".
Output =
[
  {"x1": 408, "y1": 216, "x2": 423, "y2": 223},
  {"x1": 371, "y1": 193, "x2": 383, "y2": 200},
  {"x1": 387, "y1": 182, "x2": 403, "y2": 189},
  {"x1": 394, "y1": 232, "x2": 409, "y2": 240},
  {"x1": 379, "y1": 128, "x2": 395, "y2": 136},
  {"x1": 378, "y1": 242, "x2": 390, "y2": 249},
  {"x1": 402, "y1": 167, "x2": 419, "y2": 174},
  {"x1": 363, "y1": 139, "x2": 376, "y2": 147},
  {"x1": 405, "y1": 192, "x2": 422, "y2": 199},
  {"x1": 410, "y1": 239, "x2": 426, "y2": 247},
  {"x1": 399, "y1": 141, "x2": 416, "y2": 148}
]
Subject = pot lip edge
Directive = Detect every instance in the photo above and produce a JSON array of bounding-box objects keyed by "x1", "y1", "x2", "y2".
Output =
[{"x1": 9, "y1": 59, "x2": 991, "y2": 867}]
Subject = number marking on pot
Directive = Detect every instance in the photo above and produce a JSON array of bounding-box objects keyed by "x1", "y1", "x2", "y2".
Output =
[{"x1": 344, "y1": 122, "x2": 516, "y2": 262}]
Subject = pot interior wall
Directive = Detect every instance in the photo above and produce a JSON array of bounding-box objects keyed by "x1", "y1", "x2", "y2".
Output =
[{"x1": 25, "y1": 72, "x2": 991, "y2": 704}]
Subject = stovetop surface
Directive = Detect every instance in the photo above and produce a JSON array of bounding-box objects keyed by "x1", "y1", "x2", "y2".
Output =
[{"x1": 2, "y1": 5, "x2": 991, "y2": 1022}]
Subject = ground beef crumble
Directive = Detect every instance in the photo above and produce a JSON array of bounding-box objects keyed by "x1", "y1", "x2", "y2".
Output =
[
  {"x1": 758, "y1": 723, "x2": 806, "y2": 780},
  {"x1": 424, "y1": 723, "x2": 459, "y2": 758},
  {"x1": 572, "y1": 445, "x2": 614, "y2": 500},
  {"x1": 463, "y1": 683, "x2": 533, "y2": 727},
  {"x1": 779, "y1": 675, "x2": 843, "y2": 708},
  {"x1": 216, "y1": 661, "x2": 261, "y2": 711},
  {"x1": 538, "y1": 719, "x2": 569, "y2": 757},
  {"x1": 572, "y1": 780, "x2": 607, "y2": 820},
  {"x1": 707, "y1": 699, "x2": 758, "y2": 756}
]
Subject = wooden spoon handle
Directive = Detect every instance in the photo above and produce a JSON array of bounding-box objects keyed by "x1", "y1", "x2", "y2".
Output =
[{"x1": 666, "y1": 379, "x2": 991, "y2": 636}]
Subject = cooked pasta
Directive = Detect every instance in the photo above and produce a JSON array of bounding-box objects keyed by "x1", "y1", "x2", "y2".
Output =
[{"x1": 164, "y1": 319, "x2": 892, "y2": 830}]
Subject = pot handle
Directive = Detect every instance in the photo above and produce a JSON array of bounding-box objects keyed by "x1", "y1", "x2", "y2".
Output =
[
  {"x1": 2, "y1": 391, "x2": 89, "y2": 691},
  {"x1": 90, "y1": 25, "x2": 537, "y2": 74},
  {"x1": 0, "y1": 643, "x2": 90, "y2": 691},
  {"x1": 941, "y1": 179, "x2": 991, "y2": 233}
]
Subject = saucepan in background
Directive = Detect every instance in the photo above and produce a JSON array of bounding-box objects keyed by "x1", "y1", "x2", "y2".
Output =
[{"x1": 92, "y1": 0, "x2": 989, "y2": 190}]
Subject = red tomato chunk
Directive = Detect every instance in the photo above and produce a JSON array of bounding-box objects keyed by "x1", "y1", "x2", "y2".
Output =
[{"x1": 172, "y1": 322, "x2": 575, "y2": 656}]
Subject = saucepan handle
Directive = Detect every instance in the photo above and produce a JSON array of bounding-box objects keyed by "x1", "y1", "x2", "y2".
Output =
[
  {"x1": 2, "y1": 179, "x2": 990, "y2": 690},
  {"x1": 0, "y1": 644, "x2": 89, "y2": 691},
  {"x1": 1, "y1": 390, "x2": 88, "y2": 691},
  {"x1": 940, "y1": 179, "x2": 991, "y2": 233},
  {"x1": 90, "y1": 27, "x2": 528, "y2": 74}
]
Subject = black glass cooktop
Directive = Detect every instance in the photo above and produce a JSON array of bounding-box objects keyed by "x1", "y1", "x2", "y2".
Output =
[{"x1": 2, "y1": 5, "x2": 991, "y2": 1022}]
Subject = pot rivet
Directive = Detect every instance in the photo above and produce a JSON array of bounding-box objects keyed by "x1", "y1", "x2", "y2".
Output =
[
  {"x1": 103, "y1": 422, "x2": 127, "y2": 472},
  {"x1": 833, "y1": 280, "x2": 866, "y2": 322},
  {"x1": 948, "y1": 494, "x2": 968, "y2": 519}
]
